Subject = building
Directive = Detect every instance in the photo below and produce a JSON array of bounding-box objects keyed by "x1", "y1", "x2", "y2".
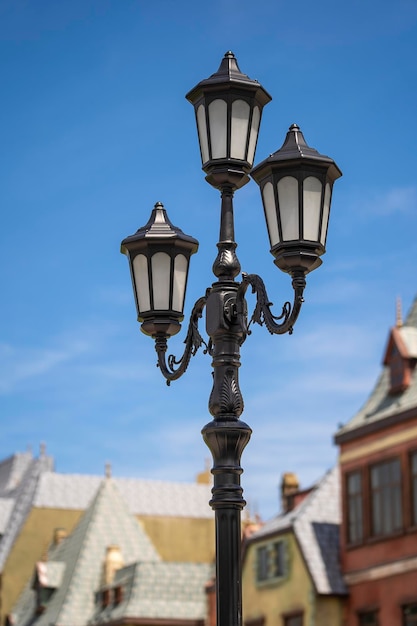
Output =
[
  {"x1": 9, "y1": 476, "x2": 212, "y2": 626},
  {"x1": 241, "y1": 468, "x2": 346, "y2": 626},
  {"x1": 0, "y1": 451, "x2": 214, "y2": 622},
  {"x1": 335, "y1": 296, "x2": 417, "y2": 626}
]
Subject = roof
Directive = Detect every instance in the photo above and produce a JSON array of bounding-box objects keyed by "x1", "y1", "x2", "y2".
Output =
[
  {"x1": 35, "y1": 560, "x2": 66, "y2": 588},
  {"x1": 0, "y1": 450, "x2": 212, "y2": 588},
  {"x1": 335, "y1": 295, "x2": 417, "y2": 441},
  {"x1": 0, "y1": 453, "x2": 54, "y2": 570},
  {"x1": 33, "y1": 472, "x2": 213, "y2": 518},
  {"x1": 92, "y1": 561, "x2": 212, "y2": 623},
  {"x1": 0, "y1": 498, "x2": 14, "y2": 534},
  {"x1": 11, "y1": 478, "x2": 162, "y2": 626},
  {"x1": 246, "y1": 467, "x2": 346, "y2": 595},
  {"x1": 0, "y1": 452, "x2": 33, "y2": 496}
]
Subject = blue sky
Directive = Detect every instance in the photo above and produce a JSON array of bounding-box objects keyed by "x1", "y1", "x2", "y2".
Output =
[{"x1": 1, "y1": 0, "x2": 417, "y2": 519}]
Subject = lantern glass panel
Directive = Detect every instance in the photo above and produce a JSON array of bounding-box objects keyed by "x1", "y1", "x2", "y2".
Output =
[
  {"x1": 231, "y1": 99, "x2": 250, "y2": 160},
  {"x1": 321, "y1": 183, "x2": 331, "y2": 245},
  {"x1": 247, "y1": 106, "x2": 260, "y2": 166},
  {"x1": 209, "y1": 99, "x2": 227, "y2": 159},
  {"x1": 151, "y1": 252, "x2": 171, "y2": 310},
  {"x1": 133, "y1": 254, "x2": 150, "y2": 313},
  {"x1": 172, "y1": 254, "x2": 188, "y2": 313},
  {"x1": 303, "y1": 176, "x2": 322, "y2": 241},
  {"x1": 262, "y1": 181, "x2": 279, "y2": 247},
  {"x1": 197, "y1": 105, "x2": 209, "y2": 164},
  {"x1": 277, "y1": 176, "x2": 299, "y2": 241}
]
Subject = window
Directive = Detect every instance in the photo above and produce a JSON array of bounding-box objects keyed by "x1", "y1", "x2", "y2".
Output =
[
  {"x1": 403, "y1": 603, "x2": 417, "y2": 626},
  {"x1": 256, "y1": 540, "x2": 285, "y2": 583},
  {"x1": 102, "y1": 589, "x2": 111, "y2": 608},
  {"x1": 411, "y1": 452, "x2": 417, "y2": 526},
  {"x1": 370, "y1": 458, "x2": 402, "y2": 536},
  {"x1": 114, "y1": 585, "x2": 123, "y2": 605},
  {"x1": 358, "y1": 611, "x2": 378, "y2": 625},
  {"x1": 283, "y1": 614, "x2": 303, "y2": 626},
  {"x1": 347, "y1": 470, "x2": 363, "y2": 543}
]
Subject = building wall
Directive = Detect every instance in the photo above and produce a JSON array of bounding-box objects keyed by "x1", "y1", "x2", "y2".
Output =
[
  {"x1": 1, "y1": 507, "x2": 215, "y2": 621},
  {"x1": 242, "y1": 532, "x2": 315, "y2": 626},
  {"x1": 338, "y1": 412, "x2": 417, "y2": 623},
  {"x1": 139, "y1": 515, "x2": 214, "y2": 562},
  {"x1": 345, "y1": 572, "x2": 417, "y2": 626},
  {"x1": 315, "y1": 596, "x2": 345, "y2": 626}
]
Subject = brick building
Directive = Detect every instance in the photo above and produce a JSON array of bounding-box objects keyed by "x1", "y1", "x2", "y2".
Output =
[{"x1": 335, "y1": 296, "x2": 417, "y2": 626}]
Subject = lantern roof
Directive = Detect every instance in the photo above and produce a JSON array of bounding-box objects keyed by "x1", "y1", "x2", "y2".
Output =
[
  {"x1": 252, "y1": 124, "x2": 342, "y2": 181},
  {"x1": 186, "y1": 51, "x2": 272, "y2": 105},
  {"x1": 121, "y1": 203, "x2": 199, "y2": 254}
]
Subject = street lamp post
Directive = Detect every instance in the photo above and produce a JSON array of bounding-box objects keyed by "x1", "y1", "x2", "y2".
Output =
[{"x1": 121, "y1": 52, "x2": 341, "y2": 626}]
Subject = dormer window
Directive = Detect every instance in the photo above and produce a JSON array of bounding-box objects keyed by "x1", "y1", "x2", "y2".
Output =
[
  {"x1": 32, "y1": 561, "x2": 65, "y2": 615},
  {"x1": 383, "y1": 325, "x2": 417, "y2": 395},
  {"x1": 388, "y1": 343, "x2": 409, "y2": 394}
]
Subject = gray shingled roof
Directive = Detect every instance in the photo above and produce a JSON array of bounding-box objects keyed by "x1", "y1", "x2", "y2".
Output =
[
  {"x1": 0, "y1": 452, "x2": 33, "y2": 496},
  {"x1": 247, "y1": 467, "x2": 346, "y2": 595},
  {"x1": 33, "y1": 472, "x2": 213, "y2": 518},
  {"x1": 335, "y1": 295, "x2": 417, "y2": 438},
  {"x1": 0, "y1": 453, "x2": 54, "y2": 570},
  {"x1": 0, "y1": 498, "x2": 14, "y2": 534},
  {"x1": 91, "y1": 561, "x2": 211, "y2": 623},
  {"x1": 12, "y1": 478, "x2": 161, "y2": 626}
]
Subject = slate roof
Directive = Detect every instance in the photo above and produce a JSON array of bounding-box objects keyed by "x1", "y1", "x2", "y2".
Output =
[
  {"x1": 92, "y1": 561, "x2": 212, "y2": 623},
  {"x1": 11, "y1": 478, "x2": 162, "y2": 626},
  {"x1": 0, "y1": 452, "x2": 54, "y2": 570},
  {"x1": 33, "y1": 472, "x2": 213, "y2": 518},
  {"x1": 0, "y1": 452, "x2": 33, "y2": 496},
  {"x1": 335, "y1": 295, "x2": 417, "y2": 440},
  {"x1": 0, "y1": 498, "x2": 14, "y2": 535},
  {"x1": 246, "y1": 467, "x2": 346, "y2": 595}
]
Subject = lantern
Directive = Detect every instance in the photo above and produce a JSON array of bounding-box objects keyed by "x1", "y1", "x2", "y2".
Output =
[
  {"x1": 251, "y1": 124, "x2": 342, "y2": 274},
  {"x1": 121, "y1": 202, "x2": 199, "y2": 337}
]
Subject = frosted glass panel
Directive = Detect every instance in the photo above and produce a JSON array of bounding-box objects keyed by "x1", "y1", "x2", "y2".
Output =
[
  {"x1": 197, "y1": 105, "x2": 209, "y2": 164},
  {"x1": 172, "y1": 254, "x2": 188, "y2": 313},
  {"x1": 133, "y1": 254, "x2": 150, "y2": 313},
  {"x1": 303, "y1": 176, "x2": 322, "y2": 241},
  {"x1": 231, "y1": 99, "x2": 250, "y2": 160},
  {"x1": 247, "y1": 106, "x2": 260, "y2": 166},
  {"x1": 151, "y1": 252, "x2": 171, "y2": 310},
  {"x1": 262, "y1": 182, "x2": 279, "y2": 247},
  {"x1": 277, "y1": 176, "x2": 299, "y2": 241},
  {"x1": 320, "y1": 183, "x2": 331, "y2": 245},
  {"x1": 209, "y1": 99, "x2": 227, "y2": 159}
]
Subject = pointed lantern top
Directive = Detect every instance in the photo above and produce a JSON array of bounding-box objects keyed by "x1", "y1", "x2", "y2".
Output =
[
  {"x1": 186, "y1": 50, "x2": 271, "y2": 105},
  {"x1": 253, "y1": 124, "x2": 342, "y2": 181}
]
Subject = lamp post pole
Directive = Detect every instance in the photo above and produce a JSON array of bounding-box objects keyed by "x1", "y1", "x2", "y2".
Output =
[{"x1": 121, "y1": 52, "x2": 342, "y2": 626}]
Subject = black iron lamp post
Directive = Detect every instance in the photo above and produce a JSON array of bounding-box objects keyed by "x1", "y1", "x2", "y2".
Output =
[{"x1": 121, "y1": 52, "x2": 341, "y2": 626}]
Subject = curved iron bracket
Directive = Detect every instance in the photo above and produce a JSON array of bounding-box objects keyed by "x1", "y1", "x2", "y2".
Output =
[
  {"x1": 154, "y1": 295, "x2": 209, "y2": 385},
  {"x1": 236, "y1": 271, "x2": 306, "y2": 337}
]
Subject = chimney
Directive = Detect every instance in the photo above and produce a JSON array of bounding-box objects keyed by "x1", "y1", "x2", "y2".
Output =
[
  {"x1": 53, "y1": 528, "x2": 68, "y2": 546},
  {"x1": 281, "y1": 472, "x2": 299, "y2": 513},
  {"x1": 103, "y1": 545, "x2": 124, "y2": 585},
  {"x1": 196, "y1": 459, "x2": 212, "y2": 485}
]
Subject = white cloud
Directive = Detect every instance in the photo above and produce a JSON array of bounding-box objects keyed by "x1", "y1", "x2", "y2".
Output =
[
  {"x1": 0, "y1": 340, "x2": 89, "y2": 394},
  {"x1": 354, "y1": 185, "x2": 417, "y2": 217}
]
